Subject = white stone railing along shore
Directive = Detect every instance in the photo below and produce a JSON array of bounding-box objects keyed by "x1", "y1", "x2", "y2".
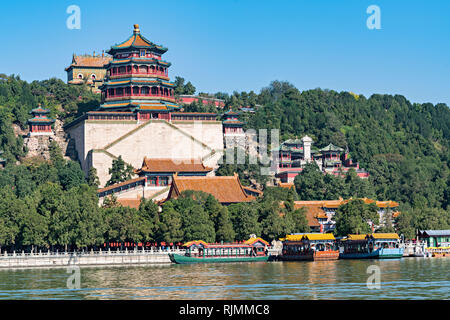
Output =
[
  {"x1": 0, "y1": 247, "x2": 281, "y2": 268},
  {"x1": 0, "y1": 247, "x2": 186, "y2": 268}
]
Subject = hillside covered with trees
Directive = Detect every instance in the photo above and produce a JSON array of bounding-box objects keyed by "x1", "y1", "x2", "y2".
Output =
[{"x1": 0, "y1": 74, "x2": 448, "y2": 248}]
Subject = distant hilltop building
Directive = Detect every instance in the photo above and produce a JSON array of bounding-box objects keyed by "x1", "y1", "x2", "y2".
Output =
[
  {"x1": 28, "y1": 105, "x2": 55, "y2": 136},
  {"x1": 222, "y1": 109, "x2": 245, "y2": 149},
  {"x1": 65, "y1": 53, "x2": 112, "y2": 93},
  {"x1": 178, "y1": 95, "x2": 261, "y2": 112},
  {"x1": 64, "y1": 25, "x2": 225, "y2": 187},
  {"x1": 273, "y1": 136, "x2": 369, "y2": 183},
  {"x1": 178, "y1": 95, "x2": 225, "y2": 108}
]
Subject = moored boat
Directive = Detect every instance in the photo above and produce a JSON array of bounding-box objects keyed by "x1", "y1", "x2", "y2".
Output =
[
  {"x1": 280, "y1": 233, "x2": 339, "y2": 261},
  {"x1": 427, "y1": 247, "x2": 450, "y2": 257},
  {"x1": 339, "y1": 233, "x2": 404, "y2": 259},
  {"x1": 169, "y1": 238, "x2": 270, "y2": 264}
]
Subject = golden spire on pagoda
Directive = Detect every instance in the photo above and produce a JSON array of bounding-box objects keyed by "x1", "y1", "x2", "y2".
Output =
[{"x1": 133, "y1": 24, "x2": 140, "y2": 34}]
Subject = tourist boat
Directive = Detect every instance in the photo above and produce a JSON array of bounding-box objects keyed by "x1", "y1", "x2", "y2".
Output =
[
  {"x1": 168, "y1": 238, "x2": 270, "y2": 264},
  {"x1": 427, "y1": 247, "x2": 450, "y2": 257},
  {"x1": 339, "y1": 233, "x2": 404, "y2": 259},
  {"x1": 280, "y1": 233, "x2": 340, "y2": 261}
]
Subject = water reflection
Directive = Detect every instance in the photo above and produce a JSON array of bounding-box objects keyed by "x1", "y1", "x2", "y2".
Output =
[{"x1": 0, "y1": 258, "x2": 448, "y2": 300}]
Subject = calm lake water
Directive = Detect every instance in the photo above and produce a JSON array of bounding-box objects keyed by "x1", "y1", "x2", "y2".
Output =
[{"x1": 0, "y1": 258, "x2": 448, "y2": 300}]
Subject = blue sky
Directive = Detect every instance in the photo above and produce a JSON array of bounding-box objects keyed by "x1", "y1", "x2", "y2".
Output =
[{"x1": 0, "y1": 0, "x2": 449, "y2": 105}]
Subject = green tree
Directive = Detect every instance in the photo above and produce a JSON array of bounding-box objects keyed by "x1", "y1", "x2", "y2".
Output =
[
  {"x1": 285, "y1": 207, "x2": 310, "y2": 234},
  {"x1": 0, "y1": 187, "x2": 23, "y2": 251},
  {"x1": 294, "y1": 162, "x2": 326, "y2": 200},
  {"x1": 261, "y1": 209, "x2": 285, "y2": 241},
  {"x1": 58, "y1": 160, "x2": 85, "y2": 190},
  {"x1": 87, "y1": 167, "x2": 100, "y2": 188},
  {"x1": 215, "y1": 207, "x2": 235, "y2": 242},
  {"x1": 138, "y1": 198, "x2": 160, "y2": 241},
  {"x1": 228, "y1": 203, "x2": 261, "y2": 241},
  {"x1": 106, "y1": 155, "x2": 134, "y2": 186},
  {"x1": 184, "y1": 81, "x2": 196, "y2": 95},
  {"x1": 159, "y1": 202, "x2": 184, "y2": 243},
  {"x1": 181, "y1": 204, "x2": 216, "y2": 242},
  {"x1": 333, "y1": 199, "x2": 379, "y2": 236}
]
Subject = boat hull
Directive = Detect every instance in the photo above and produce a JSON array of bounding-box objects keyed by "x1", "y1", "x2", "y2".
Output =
[
  {"x1": 280, "y1": 250, "x2": 339, "y2": 261},
  {"x1": 313, "y1": 250, "x2": 340, "y2": 261},
  {"x1": 340, "y1": 248, "x2": 404, "y2": 259},
  {"x1": 169, "y1": 253, "x2": 269, "y2": 264}
]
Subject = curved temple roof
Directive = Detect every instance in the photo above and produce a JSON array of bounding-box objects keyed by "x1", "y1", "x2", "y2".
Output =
[{"x1": 108, "y1": 24, "x2": 168, "y2": 55}]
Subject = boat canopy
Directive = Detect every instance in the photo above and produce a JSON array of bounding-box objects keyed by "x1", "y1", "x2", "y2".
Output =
[
  {"x1": 183, "y1": 238, "x2": 269, "y2": 249},
  {"x1": 285, "y1": 233, "x2": 335, "y2": 241},
  {"x1": 183, "y1": 240, "x2": 208, "y2": 248},
  {"x1": 244, "y1": 237, "x2": 269, "y2": 246},
  {"x1": 369, "y1": 233, "x2": 400, "y2": 240},
  {"x1": 347, "y1": 234, "x2": 368, "y2": 241}
]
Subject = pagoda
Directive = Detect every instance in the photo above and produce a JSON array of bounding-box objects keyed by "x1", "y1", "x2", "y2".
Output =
[
  {"x1": 28, "y1": 105, "x2": 55, "y2": 136},
  {"x1": 99, "y1": 24, "x2": 180, "y2": 120}
]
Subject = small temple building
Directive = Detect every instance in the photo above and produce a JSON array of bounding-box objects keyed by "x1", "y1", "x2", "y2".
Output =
[
  {"x1": 166, "y1": 173, "x2": 257, "y2": 205},
  {"x1": 97, "y1": 159, "x2": 259, "y2": 207},
  {"x1": 134, "y1": 157, "x2": 213, "y2": 187},
  {"x1": 65, "y1": 53, "x2": 112, "y2": 93},
  {"x1": 274, "y1": 135, "x2": 369, "y2": 182},
  {"x1": 28, "y1": 105, "x2": 55, "y2": 136},
  {"x1": 97, "y1": 157, "x2": 214, "y2": 203},
  {"x1": 222, "y1": 109, "x2": 245, "y2": 149}
]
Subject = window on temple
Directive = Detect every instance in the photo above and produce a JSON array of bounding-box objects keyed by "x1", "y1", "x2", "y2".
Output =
[
  {"x1": 91, "y1": 74, "x2": 96, "y2": 80},
  {"x1": 78, "y1": 73, "x2": 83, "y2": 79},
  {"x1": 160, "y1": 177, "x2": 169, "y2": 186},
  {"x1": 141, "y1": 87, "x2": 149, "y2": 95},
  {"x1": 140, "y1": 49, "x2": 146, "y2": 57},
  {"x1": 149, "y1": 177, "x2": 157, "y2": 186},
  {"x1": 139, "y1": 65, "x2": 148, "y2": 74}
]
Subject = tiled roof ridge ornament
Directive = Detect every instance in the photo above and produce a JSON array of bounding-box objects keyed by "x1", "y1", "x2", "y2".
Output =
[{"x1": 134, "y1": 24, "x2": 140, "y2": 34}]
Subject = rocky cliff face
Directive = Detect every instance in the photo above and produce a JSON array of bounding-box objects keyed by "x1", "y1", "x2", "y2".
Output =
[{"x1": 21, "y1": 119, "x2": 77, "y2": 161}]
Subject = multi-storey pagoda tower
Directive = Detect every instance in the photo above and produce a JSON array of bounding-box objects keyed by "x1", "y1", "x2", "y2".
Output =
[{"x1": 99, "y1": 24, "x2": 179, "y2": 120}]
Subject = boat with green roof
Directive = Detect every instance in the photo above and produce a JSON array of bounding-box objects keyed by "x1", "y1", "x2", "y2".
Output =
[{"x1": 168, "y1": 238, "x2": 270, "y2": 264}]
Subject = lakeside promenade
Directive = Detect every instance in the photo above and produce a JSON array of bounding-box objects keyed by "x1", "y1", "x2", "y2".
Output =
[
  {"x1": 0, "y1": 241, "x2": 441, "y2": 269},
  {"x1": 0, "y1": 248, "x2": 185, "y2": 269},
  {"x1": 0, "y1": 247, "x2": 283, "y2": 269}
]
